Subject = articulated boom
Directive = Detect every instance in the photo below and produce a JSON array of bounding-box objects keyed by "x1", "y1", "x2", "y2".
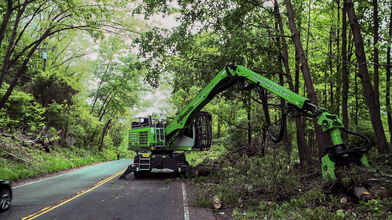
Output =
[{"x1": 121, "y1": 64, "x2": 370, "y2": 180}]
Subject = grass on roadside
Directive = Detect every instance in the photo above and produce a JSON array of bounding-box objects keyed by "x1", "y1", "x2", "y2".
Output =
[
  {"x1": 0, "y1": 137, "x2": 118, "y2": 181},
  {"x1": 187, "y1": 144, "x2": 392, "y2": 219}
]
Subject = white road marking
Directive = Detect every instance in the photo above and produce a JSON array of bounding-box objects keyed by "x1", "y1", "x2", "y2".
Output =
[{"x1": 182, "y1": 182, "x2": 190, "y2": 220}]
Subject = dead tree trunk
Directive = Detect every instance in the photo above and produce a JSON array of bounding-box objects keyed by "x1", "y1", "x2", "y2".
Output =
[
  {"x1": 285, "y1": 0, "x2": 327, "y2": 155},
  {"x1": 329, "y1": 2, "x2": 335, "y2": 110},
  {"x1": 217, "y1": 118, "x2": 221, "y2": 139},
  {"x1": 274, "y1": 0, "x2": 310, "y2": 165},
  {"x1": 0, "y1": 0, "x2": 13, "y2": 47},
  {"x1": 386, "y1": 7, "x2": 392, "y2": 145},
  {"x1": 98, "y1": 119, "x2": 112, "y2": 152},
  {"x1": 345, "y1": 0, "x2": 390, "y2": 153},
  {"x1": 247, "y1": 99, "x2": 251, "y2": 146},
  {"x1": 342, "y1": 1, "x2": 349, "y2": 141},
  {"x1": 373, "y1": 0, "x2": 380, "y2": 113},
  {"x1": 335, "y1": 0, "x2": 341, "y2": 116}
]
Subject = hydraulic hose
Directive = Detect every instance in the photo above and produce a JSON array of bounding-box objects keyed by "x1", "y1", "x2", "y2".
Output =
[
  {"x1": 256, "y1": 85, "x2": 286, "y2": 143},
  {"x1": 267, "y1": 111, "x2": 287, "y2": 143},
  {"x1": 342, "y1": 127, "x2": 372, "y2": 153}
]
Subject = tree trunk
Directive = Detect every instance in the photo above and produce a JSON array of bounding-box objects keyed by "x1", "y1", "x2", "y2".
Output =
[
  {"x1": 0, "y1": 26, "x2": 52, "y2": 109},
  {"x1": 247, "y1": 100, "x2": 251, "y2": 145},
  {"x1": 335, "y1": 0, "x2": 341, "y2": 115},
  {"x1": 329, "y1": 3, "x2": 335, "y2": 109},
  {"x1": 344, "y1": 0, "x2": 390, "y2": 153},
  {"x1": 98, "y1": 95, "x2": 114, "y2": 121},
  {"x1": 342, "y1": 1, "x2": 349, "y2": 141},
  {"x1": 373, "y1": 0, "x2": 380, "y2": 113},
  {"x1": 0, "y1": 0, "x2": 13, "y2": 48},
  {"x1": 285, "y1": 0, "x2": 327, "y2": 155},
  {"x1": 278, "y1": 66, "x2": 291, "y2": 158},
  {"x1": 217, "y1": 118, "x2": 221, "y2": 138},
  {"x1": 387, "y1": 7, "x2": 392, "y2": 145},
  {"x1": 97, "y1": 92, "x2": 112, "y2": 117},
  {"x1": 274, "y1": 0, "x2": 310, "y2": 165},
  {"x1": 306, "y1": 0, "x2": 311, "y2": 58},
  {"x1": 98, "y1": 119, "x2": 112, "y2": 152},
  {"x1": 355, "y1": 69, "x2": 359, "y2": 126},
  {"x1": 91, "y1": 58, "x2": 113, "y2": 113},
  {"x1": 0, "y1": 2, "x2": 27, "y2": 90}
]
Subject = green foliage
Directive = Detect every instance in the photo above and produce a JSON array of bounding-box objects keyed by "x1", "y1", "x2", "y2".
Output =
[
  {"x1": 0, "y1": 84, "x2": 46, "y2": 132},
  {"x1": 186, "y1": 144, "x2": 225, "y2": 166},
  {"x1": 0, "y1": 143, "x2": 117, "y2": 181},
  {"x1": 192, "y1": 148, "x2": 299, "y2": 207},
  {"x1": 28, "y1": 70, "x2": 77, "y2": 107},
  {"x1": 190, "y1": 144, "x2": 392, "y2": 219},
  {"x1": 356, "y1": 198, "x2": 392, "y2": 219}
]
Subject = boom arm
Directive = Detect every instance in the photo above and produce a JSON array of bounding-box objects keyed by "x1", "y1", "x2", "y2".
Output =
[
  {"x1": 166, "y1": 64, "x2": 370, "y2": 182},
  {"x1": 165, "y1": 65, "x2": 309, "y2": 137}
]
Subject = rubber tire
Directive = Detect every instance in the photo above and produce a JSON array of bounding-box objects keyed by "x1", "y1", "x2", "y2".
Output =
[{"x1": 0, "y1": 188, "x2": 12, "y2": 212}]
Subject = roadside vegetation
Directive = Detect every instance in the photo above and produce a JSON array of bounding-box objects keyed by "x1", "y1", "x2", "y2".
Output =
[
  {"x1": 1, "y1": 0, "x2": 392, "y2": 219},
  {"x1": 137, "y1": 0, "x2": 392, "y2": 218},
  {"x1": 0, "y1": 136, "x2": 117, "y2": 181},
  {"x1": 187, "y1": 142, "x2": 392, "y2": 219},
  {"x1": 0, "y1": 1, "x2": 145, "y2": 182}
]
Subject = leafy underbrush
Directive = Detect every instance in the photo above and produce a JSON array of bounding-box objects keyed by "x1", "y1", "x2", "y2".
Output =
[
  {"x1": 0, "y1": 137, "x2": 117, "y2": 181},
  {"x1": 189, "y1": 145, "x2": 392, "y2": 219},
  {"x1": 186, "y1": 143, "x2": 225, "y2": 166}
]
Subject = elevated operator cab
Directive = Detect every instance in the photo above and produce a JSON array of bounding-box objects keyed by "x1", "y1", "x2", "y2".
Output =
[
  {"x1": 129, "y1": 116, "x2": 167, "y2": 151},
  {"x1": 128, "y1": 112, "x2": 212, "y2": 151}
]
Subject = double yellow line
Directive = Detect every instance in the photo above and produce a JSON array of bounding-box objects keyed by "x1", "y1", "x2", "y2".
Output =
[{"x1": 22, "y1": 169, "x2": 125, "y2": 220}]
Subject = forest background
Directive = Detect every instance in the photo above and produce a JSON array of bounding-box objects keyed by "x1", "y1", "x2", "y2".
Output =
[{"x1": 0, "y1": 0, "x2": 391, "y2": 218}]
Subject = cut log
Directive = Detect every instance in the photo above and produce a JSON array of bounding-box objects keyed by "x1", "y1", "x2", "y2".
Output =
[
  {"x1": 340, "y1": 197, "x2": 348, "y2": 204},
  {"x1": 0, "y1": 148, "x2": 32, "y2": 163},
  {"x1": 353, "y1": 187, "x2": 374, "y2": 201},
  {"x1": 213, "y1": 195, "x2": 222, "y2": 209}
]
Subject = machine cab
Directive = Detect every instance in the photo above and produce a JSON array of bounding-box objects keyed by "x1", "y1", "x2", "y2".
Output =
[{"x1": 129, "y1": 116, "x2": 167, "y2": 150}]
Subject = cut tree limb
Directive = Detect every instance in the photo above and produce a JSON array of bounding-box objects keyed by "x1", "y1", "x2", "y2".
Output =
[{"x1": 0, "y1": 148, "x2": 32, "y2": 163}]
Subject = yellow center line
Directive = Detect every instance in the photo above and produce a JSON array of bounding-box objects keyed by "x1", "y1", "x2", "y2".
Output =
[{"x1": 21, "y1": 169, "x2": 125, "y2": 220}]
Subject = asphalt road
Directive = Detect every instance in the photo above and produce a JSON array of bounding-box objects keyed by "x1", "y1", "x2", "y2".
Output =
[{"x1": 0, "y1": 159, "x2": 214, "y2": 220}]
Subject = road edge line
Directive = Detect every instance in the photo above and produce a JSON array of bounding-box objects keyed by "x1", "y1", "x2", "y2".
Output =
[
  {"x1": 21, "y1": 169, "x2": 125, "y2": 220},
  {"x1": 182, "y1": 182, "x2": 190, "y2": 220}
]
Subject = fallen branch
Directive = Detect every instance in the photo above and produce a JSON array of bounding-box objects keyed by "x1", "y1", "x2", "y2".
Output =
[
  {"x1": 367, "y1": 178, "x2": 392, "y2": 183},
  {"x1": 0, "y1": 148, "x2": 32, "y2": 163},
  {"x1": 361, "y1": 168, "x2": 392, "y2": 179},
  {"x1": 33, "y1": 125, "x2": 46, "y2": 142},
  {"x1": 1, "y1": 132, "x2": 50, "y2": 152},
  {"x1": 300, "y1": 169, "x2": 321, "y2": 180}
]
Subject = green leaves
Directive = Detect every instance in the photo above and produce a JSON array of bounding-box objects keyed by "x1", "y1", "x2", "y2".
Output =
[{"x1": 0, "y1": 83, "x2": 46, "y2": 132}]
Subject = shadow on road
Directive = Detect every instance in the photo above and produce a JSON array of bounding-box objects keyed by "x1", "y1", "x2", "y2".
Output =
[{"x1": 120, "y1": 172, "x2": 185, "y2": 181}]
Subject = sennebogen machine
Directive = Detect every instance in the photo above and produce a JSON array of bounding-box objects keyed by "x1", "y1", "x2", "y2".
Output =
[{"x1": 120, "y1": 65, "x2": 371, "y2": 181}]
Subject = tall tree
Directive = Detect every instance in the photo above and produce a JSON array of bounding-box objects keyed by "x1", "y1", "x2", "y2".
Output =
[
  {"x1": 329, "y1": 1, "x2": 335, "y2": 109},
  {"x1": 0, "y1": 0, "x2": 121, "y2": 109},
  {"x1": 387, "y1": 6, "x2": 392, "y2": 145},
  {"x1": 373, "y1": 0, "x2": 380, "y2": 112},
  {"x1": 344, "y1": 0, "x2": 390, "y2": 153},
  {"x1": 335, "y1": 0, "x2": 341, "y2": 115},
  {"x1": 273, "y1": 0, "x2": 311, "y2": 165},
  {"x1": 0, "y1": 0, "x2": 13, "y2": 47},
  {"x1": 285, "y1": 0, "x2": 327, "y2": 155},
  {"x1": 341, "y1": 0, "x2": 349, "y2": 141}
]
